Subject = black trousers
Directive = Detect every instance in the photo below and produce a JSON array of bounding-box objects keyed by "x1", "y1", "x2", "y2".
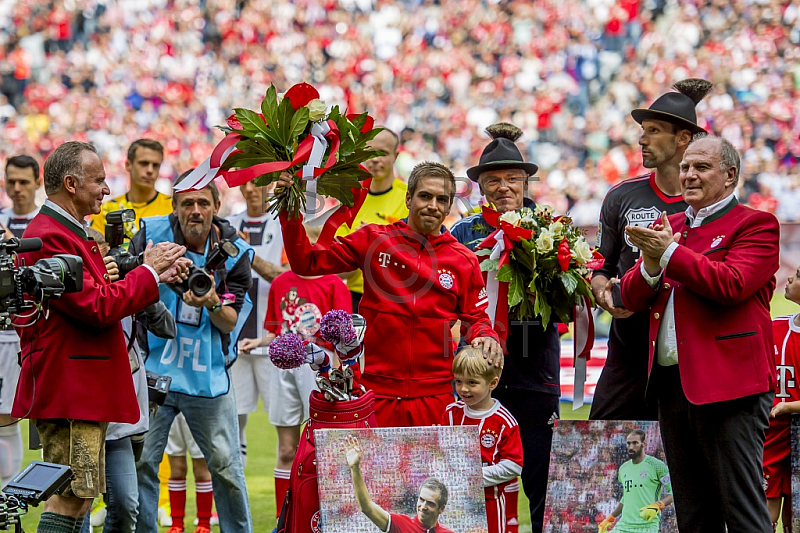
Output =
[
  {"x1": 492, "y1": 390, "x2": 559, "y2": 533},
  {"x1": 653, "y1": 364, "x2": 773, "y2": 533}
]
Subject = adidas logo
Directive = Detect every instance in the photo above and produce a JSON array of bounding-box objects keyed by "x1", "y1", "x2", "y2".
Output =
[
  {"x1": 478, "y1": 288, "x2": 487, "y2": 299},
  {"x1": 548, "y1": 412, "x2": 559, "y2": 426}
]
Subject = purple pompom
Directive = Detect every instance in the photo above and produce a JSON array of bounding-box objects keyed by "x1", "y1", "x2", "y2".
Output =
[
  {"x1": 269, "y1": 334, "x2": 307, "y2": 369},
  {"x1": 319, "y1": 309, "x2": 356, "y2": 346}
]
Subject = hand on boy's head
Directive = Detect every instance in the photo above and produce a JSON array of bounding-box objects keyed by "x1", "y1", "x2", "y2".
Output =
[{"x1": 471, "y1": 336, "x2": 503, "y2": 368}]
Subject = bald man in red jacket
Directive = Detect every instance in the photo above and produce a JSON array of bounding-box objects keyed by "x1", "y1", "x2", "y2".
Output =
[{"x1": 621, "y1": 137, "x2": 777, "y2": 533}]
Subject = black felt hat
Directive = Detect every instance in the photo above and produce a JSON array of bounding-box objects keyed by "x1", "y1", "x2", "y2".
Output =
[
  {"x1": 631, "y1": 92, "x2": 707, "y2": 135},
  {"x1": 467, "y1": 123, "x2": 539, "y2": 182}
]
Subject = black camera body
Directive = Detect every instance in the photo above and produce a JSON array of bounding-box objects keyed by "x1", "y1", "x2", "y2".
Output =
[
  {"x1": 0, "y1": 238, "x2": 83, "y2": 330},
  {"x1": 105, "y1": 209, "x2": 143, "y2": 280},
  {"x1": 1, "y1": 461, "x2": 74, "y2": 530},
  {"x1": 169, "y1": 240, "x2": 239, "y2": 297},
  {"x1": 146, "y1": 370, "x2": 172, "y2": 406}
]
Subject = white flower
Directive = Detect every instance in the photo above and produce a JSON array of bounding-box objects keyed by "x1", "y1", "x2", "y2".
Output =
[
  {"x1": 549, "y1": 220, "x2": 564, "y2": 236},
  {"x1": 306, "y1": 99, "x2": 327, "y2": 122},
  {"x1": 536, "y1": 229, "x2": 554, "y2": 253},
  {"x1": 534, "y1": 204, "x2": 554, "y2": 217},
  {"x1": 521, "y1": 216, "x2": 537, "y2": 229},
  {"x1": 499, "y1": 210, "x2": 522, "y2": 227},
  {"x1": 572, "y1": 238, "x2": 593, "y2": 264}
]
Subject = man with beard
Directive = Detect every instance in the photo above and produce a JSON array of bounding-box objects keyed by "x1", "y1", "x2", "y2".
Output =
[
  {"x1": 589, "y1": 79, "x2": 713, "y2": 421},
  {"x1": 130, "y1": 172, "x2": 254, "y2": 532},
  {"x1": 598, "y1": 430, "x2": 673, "y2": 533}
]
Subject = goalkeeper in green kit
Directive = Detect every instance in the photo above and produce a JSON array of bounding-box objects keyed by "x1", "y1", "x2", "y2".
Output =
[{"x1": 599, "y1": 430, "x2": 674, "y2": 532}]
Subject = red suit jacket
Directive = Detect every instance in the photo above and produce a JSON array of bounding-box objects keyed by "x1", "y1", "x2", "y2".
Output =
[
  {"x1": 12, "y1": 205, "x2": 159, "y2": 423},
  {"x1": 621, "y1": 200, "x2": 779, "y2": 405}
]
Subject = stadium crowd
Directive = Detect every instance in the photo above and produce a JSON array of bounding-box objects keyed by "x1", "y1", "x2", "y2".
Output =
[
  {"x1": 0, "y1": 1, "x2": 799, "y2": 533},
  {"x1": 0, "y1": 0, "x2": 799, "y2": 222}
]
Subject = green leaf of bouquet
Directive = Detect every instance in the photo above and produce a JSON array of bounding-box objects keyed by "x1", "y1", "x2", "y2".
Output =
[
  {"x1": 237, "y1": 138, "x2": 278, "y2": 159},
  {"x1": 261, "y1": 85, "x2": 279, "y2": 126},
  {"x1": 480, "y1": 258, "x2": 499, "y2": 272},
  {"x1": 353, "y1": 127, "x2": 383, "y2": 149},
  {"x1": 235, "y1": 108, "x2": 269, "y2": 136},
  {"x1": 315, "y1": 178, "x2": 358, "y2": 207},
  {"x1": 496, "y1": 264, "x2": 515, "y2": 282},
  {"x1": 275, "y1": 96, "x2": 296, "y2": 147},
  {"x1": 290, "y1": 106, "x2": 310, "y2": 140},
  {"x1": 474, "y1": 248, "x2": 492, "y2": 257},
  {"x1": 508, "y1": 272, "x2": 525, "y2": 307},
  {"x1": 534, "y1": 292, "x2": 552, "y2": 328},
  {"x1": 559, "y1": 271, "x2": 579, "y2": 294},
  {"x1": 220, "y1": 152, "x2": 273, "y2": 170}
]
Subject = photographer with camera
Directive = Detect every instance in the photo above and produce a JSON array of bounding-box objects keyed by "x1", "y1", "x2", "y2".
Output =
[
  {"x1": 11, "y1": 141, "x2": 188, "y2": 533},
  {"x1": 0, "y1": 155, "x2": 41, "y2": 488},
  {"x1": 129, "y1": 172, "x2": 255, "y2": 533}
]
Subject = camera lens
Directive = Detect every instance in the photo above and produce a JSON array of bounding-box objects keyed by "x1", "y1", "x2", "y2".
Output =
[{"x1": 189, "y1": 272, "x2": 213, "y2": 297}]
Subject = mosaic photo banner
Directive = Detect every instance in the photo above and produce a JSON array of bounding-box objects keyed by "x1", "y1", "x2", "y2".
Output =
[
  {"x1": 547, "y1": 420, "x2": 678, "y2": 532},
  {"x1": 315, "y1": 426, "x2": 488, "y2": 533}
]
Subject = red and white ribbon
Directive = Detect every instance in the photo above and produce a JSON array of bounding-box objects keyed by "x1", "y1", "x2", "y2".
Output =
[
  {"x1": 572, "y1": 296, "x2": 595, "y2": 409},
  {"x1": 485, "y1": 229, "x2": 506, "y2": 327}
]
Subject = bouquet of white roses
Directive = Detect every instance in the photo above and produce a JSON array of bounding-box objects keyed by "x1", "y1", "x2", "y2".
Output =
[{"x1": 475, "y1": 205, "x2": 604, "y2": 328}]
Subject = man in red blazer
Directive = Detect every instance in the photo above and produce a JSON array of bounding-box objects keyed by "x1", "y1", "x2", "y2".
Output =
[
  {"x1": 12, "y1": 141, "x2": 186, "y2": 533},
  {"x1": 621, "y1": 136, "x2": 778, "y2": 533}
]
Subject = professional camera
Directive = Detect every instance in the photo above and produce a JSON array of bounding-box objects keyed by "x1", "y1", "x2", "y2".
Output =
[
  {"x1": 105, "y1": 209, "x2": 143, "y2": 280},
  {"x1": 1, "y1": 461, "x2": 73, "y2": 531},
  {"x1": 0, "y1": 238, "x2": 83, "y2": 330},
  {"x1": 169, "y1": 240, "x2": 239, "y2": 298}
]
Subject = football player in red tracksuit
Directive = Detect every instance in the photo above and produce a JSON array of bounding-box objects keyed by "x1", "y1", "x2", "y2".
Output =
[
  {"x1": 278, "y1": 163, "x2": 502, "y2": 427},
  {"x1": 764, "y1": 265, "x2": 800, "y2": 533},
  {"x1": 442, "y1": 347, "x2": 523, "y2": 533}
]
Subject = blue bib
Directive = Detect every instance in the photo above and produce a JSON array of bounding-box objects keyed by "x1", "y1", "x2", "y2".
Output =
[{"x1": 141, "y1": 215, "x2": 254, "y2": 398}]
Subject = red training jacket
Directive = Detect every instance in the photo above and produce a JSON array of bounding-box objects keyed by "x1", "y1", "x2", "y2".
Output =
[{"x1": 281, "y1": 215, "x2": 498, "y2": 398}]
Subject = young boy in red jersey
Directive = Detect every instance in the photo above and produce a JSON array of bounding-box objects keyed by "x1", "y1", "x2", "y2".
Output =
[
  {"x1": 441, "y1": 347, "x2": 523, "y2": 533},
  {"x1": 239, "y1": 223, "x2": 351, "y2": 527},
  {"x1": 764, "y1": 265, "x2": 800, "y2": 533}
]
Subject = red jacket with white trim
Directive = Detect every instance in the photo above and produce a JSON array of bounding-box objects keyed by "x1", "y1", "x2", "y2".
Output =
[{"x1": 280, "y1": 215, "x2": 498, "y2": 398}]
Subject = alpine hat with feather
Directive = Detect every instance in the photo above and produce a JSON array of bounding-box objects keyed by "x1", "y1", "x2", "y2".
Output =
[
  {"x1": 630, "y1": 78, "x2": 713, "y2": 135},
  {"x1": 467, "y1": 123, "x2": 538, "y2": 182}
]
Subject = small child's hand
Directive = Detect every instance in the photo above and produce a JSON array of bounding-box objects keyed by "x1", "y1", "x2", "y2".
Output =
[{"x1": 771, "y1": 403, "x2": 787, "y2": 418}]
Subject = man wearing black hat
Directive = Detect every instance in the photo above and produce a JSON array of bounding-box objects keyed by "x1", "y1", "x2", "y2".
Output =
[
  {"x1": 450, "y1": 123, "x2": 557, "y2": 533},
  {"x1": 589, "y1": 79, "x2": 712, "y2": 421}
]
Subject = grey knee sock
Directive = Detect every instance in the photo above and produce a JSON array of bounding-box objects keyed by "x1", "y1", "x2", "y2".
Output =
[{"x1": 37, "y1": 512, "x2": 77, "y2": 533}]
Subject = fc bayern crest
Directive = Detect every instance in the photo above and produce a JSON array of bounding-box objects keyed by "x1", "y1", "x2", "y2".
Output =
[
  {"x1": 480, "y1": 432, "x2": 497, "y2": 448},
  {"x1": 640, "y1": 470, "x2": 648, "y2": 478},
  {"x1": 623, "y1": 206, "x2": 661, "y2": 252},
  {"x1": 438, "y1": 270, "x2": 454, "y2": 289},
  {"x1": 311, "y1": 510, "x2": 323, "y2": 533},
  {"x1": 710, "y1": 235, "x2": 724, "y2": 248}
]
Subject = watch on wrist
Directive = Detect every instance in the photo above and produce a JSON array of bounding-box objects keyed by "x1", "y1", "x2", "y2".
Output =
[{"x1": 208, "y1": 301, "x2": 223, "y2": 313}]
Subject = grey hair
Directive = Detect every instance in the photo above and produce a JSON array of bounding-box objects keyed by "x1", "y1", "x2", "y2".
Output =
[
  {"x1": 419, "y1": 478, "x2": 449, "y2": 509},
  {"x1": 43, "y1": 141, "x2": 97, "y2": 195},
  {"x1": 717, "y1": 137, "x2": 741, "y2": 186}
]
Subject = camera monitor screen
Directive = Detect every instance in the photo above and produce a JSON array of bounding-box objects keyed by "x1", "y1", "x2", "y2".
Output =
[{"x1": 3, "y1": 461, "x2": 72, "y2": 502}]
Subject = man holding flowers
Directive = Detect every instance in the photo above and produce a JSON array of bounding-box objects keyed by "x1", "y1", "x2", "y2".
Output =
[
  {"x1": 449, "y1": 123, "x2": 560, "y2": 533},
  {"x1": 277, "y1": 161, "x2": 501, "y2": 429}
]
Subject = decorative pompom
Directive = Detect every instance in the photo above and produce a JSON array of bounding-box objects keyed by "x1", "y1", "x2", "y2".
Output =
[
  {"x1": 319, "y1": 309, "x2": 356, "y2": 346},
  {"x1": 269, "y1": 334, "x2": 307, "y2": 369},
  {"x1": 671, "y1": 78, "x2": 713, "y2": 105},
  {"x1": 485, "y1": 123, "x2": 523, "y2": 143}
]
